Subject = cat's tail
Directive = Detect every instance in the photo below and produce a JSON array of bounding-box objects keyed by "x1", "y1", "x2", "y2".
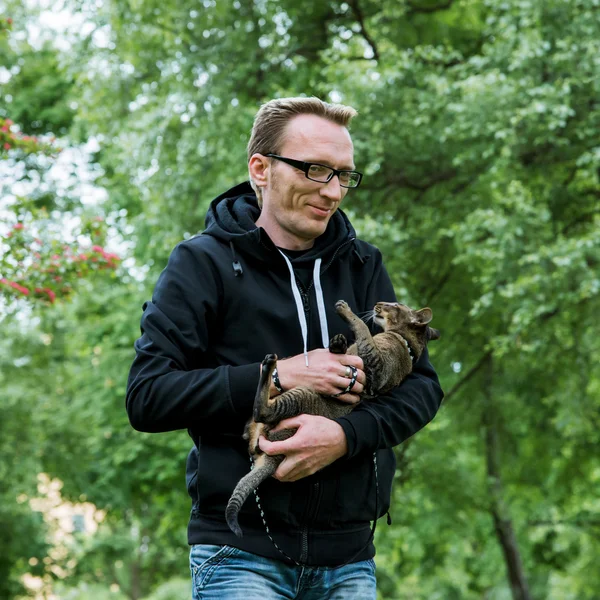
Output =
[{"x1": 225, "y1": 455, "x2": 280, "y2": 538}]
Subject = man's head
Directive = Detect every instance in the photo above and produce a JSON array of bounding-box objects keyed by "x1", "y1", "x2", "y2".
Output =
[{"x1": 248, "y1": 97, "x2": 359, "y2": 250}]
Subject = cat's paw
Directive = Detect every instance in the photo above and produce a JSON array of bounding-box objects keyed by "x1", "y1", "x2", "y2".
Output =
[
  {"x1": 262, "y1": 353, "x2": 278, "y2": 366},
  {"x1": 335, "y1": 300, "x2": 350, "y2": 314},
  {"x1": 329, "y1": 333, "x2": 348, "y2": 354},
  {"x1": 260, "y1": 354, "x2": 277, "y2": 379}
]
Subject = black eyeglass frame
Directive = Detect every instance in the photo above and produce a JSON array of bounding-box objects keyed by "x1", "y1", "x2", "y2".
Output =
[{"x1": 265, "y1": 154, "x2": 363, "y2": 188}]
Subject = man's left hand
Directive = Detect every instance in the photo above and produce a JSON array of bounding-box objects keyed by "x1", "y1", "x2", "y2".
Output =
[{"x1": 257, "y1": 414, "x2": 347, "y2": 482}]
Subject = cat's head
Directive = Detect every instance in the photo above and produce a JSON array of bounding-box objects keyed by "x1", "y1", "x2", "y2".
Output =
[{"x1": 374, "y1": 302, "x2": 440, "y2": 343}]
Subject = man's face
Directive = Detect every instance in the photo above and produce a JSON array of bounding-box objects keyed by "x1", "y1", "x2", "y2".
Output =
[{"x1": 258, "y1": 114, "x2": 355, "y2": 250}]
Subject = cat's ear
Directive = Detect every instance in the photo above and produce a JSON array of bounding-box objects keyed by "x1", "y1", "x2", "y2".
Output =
[
  {"x1": 427, "y1": 327, "x2": 441, "y2": 341},
  {"x1": 413, "y1": 307, "x2": 433, "y2": 325}
]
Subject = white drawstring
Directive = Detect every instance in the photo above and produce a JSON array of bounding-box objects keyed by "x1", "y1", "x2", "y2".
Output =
[
  {"x1": 313, "y1": 258, "x2": 329, "y2": 349},
  {"x1": 277, "y1": 251, "x2": 330, "y2": 366},
  {"x1": 278, "y1": 251, "x2": 309, "y2": 366}
]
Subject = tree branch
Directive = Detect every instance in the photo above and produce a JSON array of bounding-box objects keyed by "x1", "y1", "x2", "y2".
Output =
[
  {"x1": 561, "y1": 208, "x2": 600, "y2": 235},
  {"x1": 425, "y1": 264, "x2": 453, "y2": 306},
  {"x1": 529, "y1": 518, "x2": 600, "y2": 528},
  {"x1": 362, "y1": 168, "x2": 457, "y2": 193},
  {"x1": 402, "y1": 169, "x2": 457, "y2": 191},
  {"x1": 346, "y1": 55, "x2": 379, "y2": 61},
  {"x1": 407, "y1": 0, "x2": 454, "y2": 14},
  {"x1": 347, "y1": 0, "x2": 380, "y2": 61},
  {"x1": 483, "y1": 356, "x2": 533, "y2": 600},
  {"x1": 442, "y1": 350, "x2": 492, "y2": 404}
]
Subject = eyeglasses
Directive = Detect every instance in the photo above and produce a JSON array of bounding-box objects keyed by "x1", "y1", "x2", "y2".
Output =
[{"x1": 266, "y1": 154, "x2": 363, "y2": 188}]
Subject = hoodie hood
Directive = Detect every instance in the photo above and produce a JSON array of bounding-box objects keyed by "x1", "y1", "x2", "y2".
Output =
[
  {"x1": 203, "y1": 181, "x2": 362, "y2": 362},
  {"x1": 203, "y1": 181, "x2": 357, "y2": 265}
]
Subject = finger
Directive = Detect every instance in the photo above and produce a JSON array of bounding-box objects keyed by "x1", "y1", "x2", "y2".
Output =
[
  {"x1": 334, "y1": 354, "x2": 364, "y2": 371},
  {"x1": 282, "y1": 471, "x2": 308, "y2": 483},
  {"x1": 333, "y1": 376, "x2": 364, "y2": 396},
  {"x1": 271, "y1": 449, "x2": 322, "y2": 481},
  {"x1": 355, "y1": 369, "x2": 366, "y2": 386},
  {"x1": 276, "y1": 464, "x2": 316, "y2": 482},
  {"x1": 258, "y1": 436, "x2": 290, "y2": 456},
  {"x1": 270, "y1": 416, "x2": 305, "y2": 433},
  {"x1": 335, "y1": 392, "x2": 362, "y2": 405},
  {"x1": 273, "y1": 458, "x2": 298, "y2": 481},
  {"x1": 352, "y1": 380, "x2": 364, "y2": 394}
]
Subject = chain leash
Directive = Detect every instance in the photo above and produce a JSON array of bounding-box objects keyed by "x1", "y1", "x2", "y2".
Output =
[
  {"x1": 250, "y1": 452, "x2": 381, "y2": 569},
  {"x1": 250, "y1": 457, "x2": 302, "y2": 566}
]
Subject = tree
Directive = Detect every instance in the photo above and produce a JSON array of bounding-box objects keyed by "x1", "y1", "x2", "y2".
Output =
[
  {"x1": 3, "y1": 0, "x2": 599, "y2": 597},
  {"x1": 0, "y1": 13, "x2": 120, "y2": 307}
]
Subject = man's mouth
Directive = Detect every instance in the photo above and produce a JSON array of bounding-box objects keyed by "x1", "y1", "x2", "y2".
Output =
[{"x1": 308, "y1": 205, "x2": 333, "y2": 217}]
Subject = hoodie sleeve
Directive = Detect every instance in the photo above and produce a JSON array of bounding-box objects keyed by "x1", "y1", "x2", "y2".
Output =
[
  {"x1": 334, "y1": 249, "x2": 444, "y2": 457},
  {"x1": 126, "y1": 241, "x2": 260, "y2": 433}
]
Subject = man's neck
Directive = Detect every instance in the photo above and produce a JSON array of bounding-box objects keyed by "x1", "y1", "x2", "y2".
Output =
[{"x1": 255, "y1": 215, "x2": 314, "y2": 251}]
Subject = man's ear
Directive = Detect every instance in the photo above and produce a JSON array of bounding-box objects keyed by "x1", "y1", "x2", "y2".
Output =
[{"x1": 248, "y1": 154, "x2": 270, "y2": 189}]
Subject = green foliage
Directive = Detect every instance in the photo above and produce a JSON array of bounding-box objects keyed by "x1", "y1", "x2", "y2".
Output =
[
  {"x1": 3, "y1": 43, "x2": 75, "y2": 136},
  {"x1": 0, "y1": 321, "x2": 50, "y2": 598},
  {"x1": 141, "y1": 578, "x2": 190, "y2": 600},
  {"x1": 2, "y1": 0, "x2": 599, "y2": 597}
]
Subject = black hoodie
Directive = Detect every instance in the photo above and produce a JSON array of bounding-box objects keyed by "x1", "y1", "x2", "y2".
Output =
[{"x1": 126, "y1": 182, "x2": 443, "y2": 566}]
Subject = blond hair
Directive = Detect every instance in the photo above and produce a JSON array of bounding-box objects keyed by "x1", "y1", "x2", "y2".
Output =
[{"x1": 247, "y1": 97, "x2": 358, "y2": 205}]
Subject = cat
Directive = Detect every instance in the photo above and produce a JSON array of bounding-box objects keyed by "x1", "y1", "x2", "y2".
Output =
[{"x1": 225, "y1": 299, "x2": 440, "y2": 537}]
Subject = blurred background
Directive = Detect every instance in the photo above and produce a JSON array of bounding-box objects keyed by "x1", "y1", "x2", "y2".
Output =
[{"x1": 1, "y1": 0, "x2": 599, "y2": 598}]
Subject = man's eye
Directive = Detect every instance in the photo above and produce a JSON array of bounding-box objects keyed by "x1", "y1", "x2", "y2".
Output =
[{"x1": 308, "y1": 165, "x2": 330, "y2": 176}]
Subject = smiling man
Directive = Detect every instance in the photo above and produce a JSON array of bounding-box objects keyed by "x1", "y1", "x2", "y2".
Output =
[
  {"x1": 126, "y1": 97, "x2": 443, "y2": 599},
  {"x1": 252, "y1": 113, "x2": 357, "y2": 248}
]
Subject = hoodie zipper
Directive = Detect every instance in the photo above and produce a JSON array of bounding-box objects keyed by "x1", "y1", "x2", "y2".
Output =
[
  {"x1": 299, "y1": 481, "x2": 321, "y2": 563},
  {"x1": 293, "y1": 238, "x2": 355, "y2": 304},
  {"x1": 297, "y1": 283, "x2": 311, "y2": 315},
  {"x1": 281, "y1": 240, "x2": 355, "y2": 563}
]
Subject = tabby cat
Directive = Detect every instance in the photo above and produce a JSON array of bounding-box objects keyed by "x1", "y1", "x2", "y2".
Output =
[{"x1": 225, "y1": 299, "x2": 440, "y2": 537}]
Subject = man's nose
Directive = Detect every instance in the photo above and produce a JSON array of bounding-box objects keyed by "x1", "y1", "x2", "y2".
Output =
[{"x1": 320, "y1": 174, "x2": 343, "y2": 201}]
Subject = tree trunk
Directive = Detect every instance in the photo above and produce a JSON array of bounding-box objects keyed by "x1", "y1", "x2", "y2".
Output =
[
  {"x1": 130, "y1": 558, "x2": 141, "y2": 600},
  {"x1": 482, "y1": 356, "x2": 532, "y2": 600}
]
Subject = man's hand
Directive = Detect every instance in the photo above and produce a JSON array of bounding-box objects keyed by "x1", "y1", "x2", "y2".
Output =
[
  {"x1": 258, "y1": 414, "x2": 348, "y2": 482},
  {"x1": 274, "y1": 348, "x2": 365, "y2": 404}
]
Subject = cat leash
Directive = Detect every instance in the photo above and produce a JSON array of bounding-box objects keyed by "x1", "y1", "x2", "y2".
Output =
[{"x1": 251, "y1": 452, "x2": 389, "y2": 569}]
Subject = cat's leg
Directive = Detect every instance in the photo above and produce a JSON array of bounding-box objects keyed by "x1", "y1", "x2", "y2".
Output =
[
  {"x1": 335, "y1": 300, "x2": 385, "y2": 396},
  {"x1": 329, "y1": 333, "x2": 348, "y2": 354},
  {"x1": 246, "y1": 421, "x2": 268, "y2": 456},
  {"x1": 335, "y1": 300, "x2": 377, "y2": 346},
  {"x1": 253, "y1": 354, "x2": 278, "y2": 422}
]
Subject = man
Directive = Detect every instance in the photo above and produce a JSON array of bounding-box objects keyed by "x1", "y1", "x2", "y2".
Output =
[{"x1": 126, "y1": 97, "x2": 443, "y2": 599}]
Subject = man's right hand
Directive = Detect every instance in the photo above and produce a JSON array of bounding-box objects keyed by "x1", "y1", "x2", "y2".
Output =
[{"x1": 273, "y1": 349, "x2": 365, "y2": 404}]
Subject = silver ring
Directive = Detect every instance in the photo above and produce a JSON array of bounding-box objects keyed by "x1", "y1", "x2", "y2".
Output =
[
  {"x1": 344, "y1": 366, "x2": 352, "y2": 378},
  {"x1": 333, "y1": 366, "x2": 358, "y2": 397}
]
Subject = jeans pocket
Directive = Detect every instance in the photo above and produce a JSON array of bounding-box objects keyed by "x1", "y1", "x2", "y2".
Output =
[{"x1": 190, "y1": 544, "x2": 239, "y2": 590}]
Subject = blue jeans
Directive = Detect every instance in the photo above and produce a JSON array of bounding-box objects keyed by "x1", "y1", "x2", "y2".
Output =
[{"x1": 190, "y1": 544, "x2": 376, "y2": 599}]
